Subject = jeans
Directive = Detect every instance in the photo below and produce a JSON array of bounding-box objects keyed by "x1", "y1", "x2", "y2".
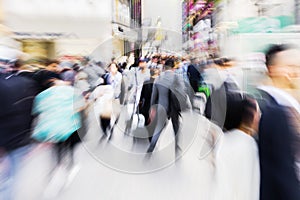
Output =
[{"x1": 0, "y1": 145, "x2": 33, "y2": 200}]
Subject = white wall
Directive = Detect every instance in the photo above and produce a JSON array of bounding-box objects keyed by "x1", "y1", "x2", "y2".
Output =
[
  {"x1": 2, "y1": 0, "x2": 112, "y2": 39},
  {"x1": 142, "y1": 0, "x2": 182, "y2": 32},
  {"x1": 2, "y1": 0, "x2": 115, "y2": 58},
  {"x1": 222, "y1": 33, "x2": 300, "y2": 58}
]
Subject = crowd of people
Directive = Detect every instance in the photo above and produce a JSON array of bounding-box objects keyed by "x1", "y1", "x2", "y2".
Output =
[{"x1": 0, "y1": 43, "x2": 300, "y2": 200}]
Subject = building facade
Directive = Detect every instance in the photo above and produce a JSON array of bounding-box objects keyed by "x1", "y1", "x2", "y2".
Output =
[{"x1": 2, "y1": 0, "x2": 141, "y2": 63}]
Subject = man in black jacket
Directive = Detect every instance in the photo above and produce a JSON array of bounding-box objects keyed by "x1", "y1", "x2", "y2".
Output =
[
  {"x1": 147, "y1": 59, "x2": 188, "y2": 153},
  {"x1": 257, "y1": 44, "x2": 300, "y2": 200},
  {"x1": 0, "y1": 61, "x2": 60, "y2": 200}
]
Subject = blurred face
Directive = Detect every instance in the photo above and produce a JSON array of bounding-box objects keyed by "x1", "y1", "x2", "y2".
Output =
[
  {"x1": 152, "y1": 57, "x2": 158, "y2": 63},
  {"x1": 109, "y1": 63, "x2": 118, "y2": 74},
  {"x1": 139, "y1": 61, "x2": 146, "y2": 69},
  {"x1": 46, "y1": 63, "x2": 59, "y2": 72},
  {"x1": 269, "y1": 49, "x2": 300, "y2": 88}
]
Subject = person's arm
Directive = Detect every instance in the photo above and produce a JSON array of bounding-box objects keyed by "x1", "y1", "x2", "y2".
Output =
[
  {"x1": 148, "y1": 82, "x2": 158, "y2": 122},
  {"x1": 113, "y1": 73, "x2": 122, "y2": 99},
  {"x1": 150, "y1": 81, "x2": 158, "y2": 107}
]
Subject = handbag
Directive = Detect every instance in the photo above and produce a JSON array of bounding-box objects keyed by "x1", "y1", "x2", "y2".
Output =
[{"x1": 93, "y1": 85, "x2": 114, "y2": 119}]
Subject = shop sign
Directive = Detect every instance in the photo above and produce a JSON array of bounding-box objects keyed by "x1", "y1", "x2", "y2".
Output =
[{"x1": 13, "y1": 32, "x2": 77, "y2": 40}]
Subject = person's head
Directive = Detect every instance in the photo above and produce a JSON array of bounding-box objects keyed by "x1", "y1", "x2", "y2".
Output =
[
  {"x1": 138, "y1": 58, "x2": 147, "y2": 69},
  {"x1": 152, "y1": 55, "x2": 159, "y2": 63},
  {"x1": 60, "y1": 69, "x2": 76, "y2": 85},
  {"x1": 190, "y1": 57, "x2": 199, "y2": 64},
  {"x1": 108, "y1": 62, "x2": 118, "y2": 74},
  {"x1": 46, "y1": 60, "x2": 60, "y2": 72},
  {"x1": 213, "y1": 57, "x2": 235, "y2": 68},
  {"x1": 72, "y1": 63, "x2": 81, "y2": 72},
  {"x1": 121, "y1": 62, "x2": 127, "y2": 70},
  {"x1": 164, "y1": 58, "x2": 175, "y2": 71},
  {"x1": 224, "y1": 93, "x2": 261, "y2": 136},
  {"x1": 160, "y1": 56, "x2": 167, "y2": 65},
  {"x1": 265, "y1": 44, "x2": 300, "y2": 88},
  {"x1": 240, "y1": 97, "x2": 261, "y2": 135},
  {"x1": 81, "y1": 57, "x2": 90, "y2": 66}
]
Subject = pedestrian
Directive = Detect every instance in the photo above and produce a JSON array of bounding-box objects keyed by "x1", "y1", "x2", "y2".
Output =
[
  {"x1": 140, "y1": 68, "x2": 160, "y2": 127},
  {"x1": 32, "y1": 76, "x2": 85, "y2": 197},
  {"x1": 97, "y1": 62, "x2": 122, "y2": 137},
  {"x1": 0, "y1": 58, "x2": 59, "y2": 200},
  {"x1": 147, "y1": 58, "x2": 190, "y2": 153},
  {"x1": 215, "y1": 93, "x2": 260, "y2": 200},
  {"x1": 256, "y1": 44, "x2": 300, "y2": 200},
  {"x1": 125, "y1": 58, "x2": 150, "y2": 133}
]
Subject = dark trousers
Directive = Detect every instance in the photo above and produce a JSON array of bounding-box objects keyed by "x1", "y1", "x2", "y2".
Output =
[
  {"x1": 100, "y1": 117, "x2": 111, "y2": 135},
  {"x1": 55, "y1": 131, "x2": 80, "y2": 166},
  {"x1": 147, "y1": 109, "x2": 180, "y2": 153}
]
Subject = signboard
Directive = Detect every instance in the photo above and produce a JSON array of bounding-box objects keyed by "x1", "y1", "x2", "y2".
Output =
[
  {"x1": 232, "y1": 16, "x2": 294, "y2": 33},
  {"x1": 13, "y1": 32, "x2": 77, "y2": 40}
]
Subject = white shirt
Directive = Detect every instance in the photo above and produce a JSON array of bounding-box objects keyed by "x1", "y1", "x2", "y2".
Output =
[{"x1": 215, "y1": 129, "x2": 260, "y2": 200}]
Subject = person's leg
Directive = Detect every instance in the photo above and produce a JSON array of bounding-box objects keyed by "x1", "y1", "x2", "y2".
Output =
[
  {"x1": 171, "y1": 112, "x2": 181, "y2": 152},
  {"x1": 0, "y1": 145, "x2": 33, "y2": 200},
  {"x1": 68, "y1": 132, "x2": 81, "y2": 168},
  {"x1": 171, "y1": 113, "x2": 180, "y2": 137},
  {"x1": 62, "y1": 132, "x2": 81, "y2": 188},
  {"x1": 100, "y1": 117, "x2": 111, "y2": 135},
  {"x1": 147, "y1": 107, "x2": 167, "y2": 153},
  {"x1": 55, "y1": 142, "x2": 65, "y2": 166},
  {"x1": 0, "y1": 151, "x2": 13, "y2": 200},
  {"x1": 78, "y1": 111, "x2": 87, "y2": 139},
  {"x1": 146, "y1": 109, "x2": 158, "y2": 143},
  {"x1": 147, "y1": 130, "x2": 162, "y2": 153}
]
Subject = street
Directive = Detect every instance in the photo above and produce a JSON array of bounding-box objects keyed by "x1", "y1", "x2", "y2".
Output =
[{"x1": 13, "y1": 107, "x2": 222, "y2": 200}]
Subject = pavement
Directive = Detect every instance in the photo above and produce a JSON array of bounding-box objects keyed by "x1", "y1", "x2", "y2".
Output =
[{"x1": 12, "y1": 105, "x2": 223, "y2": 200}]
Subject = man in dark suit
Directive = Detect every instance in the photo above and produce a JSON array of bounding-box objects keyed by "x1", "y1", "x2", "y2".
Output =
[
  {"x1": 257, "y1": 44, "x2": 300, "y2": 200},
  {"x1": 147, "y1": 59, "x2": 186, "y2": 153}
]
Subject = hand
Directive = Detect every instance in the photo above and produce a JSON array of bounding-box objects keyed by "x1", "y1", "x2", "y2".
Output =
[{"x1": 149, "y1": 107, "x2": 156, "y2": 122}]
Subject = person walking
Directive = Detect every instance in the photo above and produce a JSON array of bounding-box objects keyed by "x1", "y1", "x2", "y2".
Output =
[
  {"x1": 256, "y1": 44, "x2": 300, "y2": 200},
  {"x1": 147, "y1": 58, "x2": 189, "y2": 153}
]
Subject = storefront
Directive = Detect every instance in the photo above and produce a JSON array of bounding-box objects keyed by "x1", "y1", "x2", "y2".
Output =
[
  {"x1": 182, "y1": 0, "x2": 218, "y2": 57},
  {"x1": 2, "y1": 0, "x2": 112, "y2": 62}
]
